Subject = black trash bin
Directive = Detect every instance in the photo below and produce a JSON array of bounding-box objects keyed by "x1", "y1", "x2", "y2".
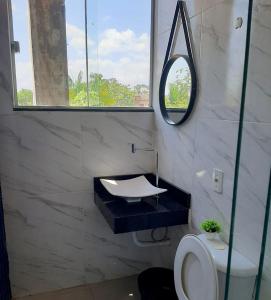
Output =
[{"x1": 138, "y1": 268, "x2": 178, "y2": 300}]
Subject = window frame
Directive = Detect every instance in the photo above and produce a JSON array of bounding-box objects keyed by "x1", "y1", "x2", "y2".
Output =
[{"x1": 8, "y1": 0, "x2": 155, "y2": 112}]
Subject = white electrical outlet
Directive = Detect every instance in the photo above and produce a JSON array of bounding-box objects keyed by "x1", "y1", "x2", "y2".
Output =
[{"x1": 213, "y1": 169, "x2": 224, "y2": 194}]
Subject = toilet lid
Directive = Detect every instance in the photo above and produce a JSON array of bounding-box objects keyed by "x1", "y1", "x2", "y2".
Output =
[{"x1": 174, "y1": 235, "x2": 218, "y2": 300}]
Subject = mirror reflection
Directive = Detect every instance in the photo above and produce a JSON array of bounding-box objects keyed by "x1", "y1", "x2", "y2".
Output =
[{"x1": 164, "y1": 56, "x2": 192, "y2": 124}]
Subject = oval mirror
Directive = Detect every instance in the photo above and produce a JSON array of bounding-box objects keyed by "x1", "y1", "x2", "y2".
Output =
[{"x1": 159, "y1": 55, "x2": 197, "y2": 125}]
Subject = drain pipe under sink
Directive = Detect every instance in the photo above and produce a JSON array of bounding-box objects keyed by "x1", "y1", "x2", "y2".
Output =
[{"x1": 132, "y1": 228, "x2": 171, "y2": 247}]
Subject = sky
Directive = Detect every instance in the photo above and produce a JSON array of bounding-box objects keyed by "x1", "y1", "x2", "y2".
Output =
[{"x1": 12, "y1": 0, "x2": 151, "y2": 90}]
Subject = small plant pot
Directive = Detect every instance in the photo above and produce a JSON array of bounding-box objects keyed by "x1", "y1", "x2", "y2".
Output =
[{"x1": 205, "y1": 232, "x2": 218, "y2": 240}]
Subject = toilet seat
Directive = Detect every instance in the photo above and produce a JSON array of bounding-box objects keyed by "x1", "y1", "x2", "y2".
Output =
[{"x1": 174, "y1": 235, "x2": 219, "y2": 300}]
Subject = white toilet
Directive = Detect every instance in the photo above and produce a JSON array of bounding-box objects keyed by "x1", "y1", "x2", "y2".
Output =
[{"x1": 174, "y1": 234, "x2": 258, "y2": 300}]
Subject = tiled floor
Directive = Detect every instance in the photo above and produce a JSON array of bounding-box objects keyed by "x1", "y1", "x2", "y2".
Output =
[{"x1": 15, "y1": 275, "x2": 140, "y2": 300}]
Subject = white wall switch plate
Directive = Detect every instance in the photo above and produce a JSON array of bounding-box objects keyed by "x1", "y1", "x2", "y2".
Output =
[{"x1": 213, "y1": 168, "x2": 224, "y2": 194}]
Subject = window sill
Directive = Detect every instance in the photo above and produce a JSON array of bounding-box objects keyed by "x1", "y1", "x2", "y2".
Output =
[{"x1": 13, "y1": 106, "x2": 154, "y2": 112}]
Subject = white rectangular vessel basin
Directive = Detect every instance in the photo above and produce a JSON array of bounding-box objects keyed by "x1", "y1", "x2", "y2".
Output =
[{"x1": 100, "y1": 175, "x2": 167, "y2": 203}]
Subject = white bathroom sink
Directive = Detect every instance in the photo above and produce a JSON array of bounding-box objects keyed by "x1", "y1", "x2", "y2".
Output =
[{"x1": 100, "y1": 175, "x2": 167, "y2": 203}]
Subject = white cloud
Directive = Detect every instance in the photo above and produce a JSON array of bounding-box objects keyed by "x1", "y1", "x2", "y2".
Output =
[
  {"x1": 66, "y1": 23, "x2": 94, "y2": 53},
  {"x1": 67, "y1": 56, "x2": 149, "y2": 87},
  {"x1": 15, "y1": 61, "x2": 34, "y2": 90},
  {"x1": 67, "y1": 59, "x2": 86, "y2": 81},
  {"x1": 94, "y1": 57, "x2": 150, "y2": 86},
  {"x1": 98, "y1": 28, "x2": 150, "y2": 57},
  {"x1": 67, "y1": 28, "x2": 150, "y2": 86},
  {"x1": 15, "y1": 27, "x2": 150, "y2": 90},
  {"x1": 16, "y1": 56, "x2": 149, "y2": 90}
]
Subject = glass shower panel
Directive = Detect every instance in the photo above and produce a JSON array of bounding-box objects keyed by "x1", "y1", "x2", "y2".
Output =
[
  {"x1": 225, "y1": 0, "x2": 271, "y2": 299},
  {"x1": 258, "y1": 226, "x2": 271, "y2": 299},
  {"x1": 255, "y1": 170, "x2": 271, "y2": 299}
]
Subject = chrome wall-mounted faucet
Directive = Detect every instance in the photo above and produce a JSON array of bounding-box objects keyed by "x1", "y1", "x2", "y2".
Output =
[{"x1": 131, "y1": 143, "x2": 159, "y2": 188}]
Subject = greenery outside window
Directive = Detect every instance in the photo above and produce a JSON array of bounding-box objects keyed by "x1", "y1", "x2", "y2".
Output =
[{"x1": 9, "y1": 0, "x2": 153, "y2": 109}]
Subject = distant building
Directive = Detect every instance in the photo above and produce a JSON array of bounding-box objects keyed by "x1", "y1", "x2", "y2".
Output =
[{"x1": 134, "y1": 94, "x2": 149, "y2": 107}]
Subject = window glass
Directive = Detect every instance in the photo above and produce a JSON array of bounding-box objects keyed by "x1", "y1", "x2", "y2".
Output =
[
  {"x1": 11, "y1": 0, "x2": 152, "y2": 108},
  {"x1": 12, "y1": 0, "x2": 34, "y2": 106}
]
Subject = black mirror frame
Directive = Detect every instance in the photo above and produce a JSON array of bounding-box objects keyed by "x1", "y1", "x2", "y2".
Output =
[
  {"x1": 159, "y1": 54, "x2": 197, "y2": 125},
  {"x1": 159, "y1": 0, "x2": 198, "y2": 126}
]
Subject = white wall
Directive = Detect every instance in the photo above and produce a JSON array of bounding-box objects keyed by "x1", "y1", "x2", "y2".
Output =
[
  {"x1": 154, "y1": 0, "x2": 271, "y2": 297},
  {"x1": 0, "y1": 111, "x2": 158, "y2": 297},
  {"x1": 154, "y1": 0, "x2": 247, "y2": 241},
  {"x1": 0, "y1": 0, "x2": 165, "y2": 297}
]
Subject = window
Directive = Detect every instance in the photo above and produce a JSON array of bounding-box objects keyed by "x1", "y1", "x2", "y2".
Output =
[{"x1": 10, "y1": 0, "x2": 153, "y2": 109}]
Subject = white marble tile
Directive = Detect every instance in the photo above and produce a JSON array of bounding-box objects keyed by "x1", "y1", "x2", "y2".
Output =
[
  {"x1": 0, "y1": 112, "x2": 87, "y2": 195},
  {"x1": 4, "y1": 194, "x2": 85, "y2": 256},
  {"x1": 154, "y1": 11, "x2": 202, "y2": 86},
  {"x1": 191, "y1": 119, "x2": 239, "y2": 239},
  {"x1": 0, "y1": 110, "x2": 156, "y2": 297},
  {"x1": 172, "y1": 14, "x2": 202, "y2": 72},
  {"x1": 197, "y1": 0, "x2": 248, "y2": 121},
  {"x1": 154, "y1": 119, "x2": 196, "y2": 192},
  {"x1": 232, "y1": 122, "x2": 271, "y2": 265},
  {"x1": 202, "y1": 0, "x2": 229, "y2": 12},
  {"x1": 2, "y1": 110, "x2": 156, "y2": 298},
  {"x1": 153, "y1": 13, "x2": 201, "y2": 192},
  {"x1": 10, "y1": 256, "x2": 86, "y2": 298},
  {"x1": 156, "y1": 0, "x2": 202, "y2": 36},
  {"x1": 243, "y1": 0, "x2": 271, "y2": 122},
  {"x1": 2, "y1": 188, "x2": 88, "y2": 227},
  {"x1": 81, "y1": 112, "x2": 154, "y2": 178},
  {"x1": 4, "y1": 193, "x2": 85, "y2": 297},
  {"x1": 0, "y1": 115, "x2": 24, "y2": 178},
  {"x1": 82, "y1": 201, "x2": 172, "y2": 284}
]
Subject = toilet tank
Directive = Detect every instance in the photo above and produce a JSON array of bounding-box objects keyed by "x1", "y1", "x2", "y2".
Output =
[{"x1": 198, "y1": 235, "x2": 258, "y2": 300}]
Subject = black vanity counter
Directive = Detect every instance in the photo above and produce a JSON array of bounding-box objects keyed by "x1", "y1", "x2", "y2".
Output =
[{"x1": 94, "y1": 173, "x2": 191, "y2": 234}]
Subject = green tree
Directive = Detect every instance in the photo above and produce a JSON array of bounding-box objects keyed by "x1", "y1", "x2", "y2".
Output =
[
  {"x1": 16, "y1": 72, "x2": 150, "y2": 108},
  {"x1": 17, "y1": 89, "x2": 33, "y2": 106},
  {"x1": 165, "y1": 69, "x2": 191, "y2": 109},
  {"x1": 134, "y1": 84, "x2": 149, "y2": 95},
  {"x1": 68, "y1": 72, "x2": 140, "y2": 107},
  {"x1": 17, "y1": 71, "x2": 151, "y2": 107},
  {"x1": 68, "y1": 71, "x2": 89, "y2": 106}
]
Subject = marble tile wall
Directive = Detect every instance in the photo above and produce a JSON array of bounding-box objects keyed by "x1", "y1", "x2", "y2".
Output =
[
  {"x1": 0, "y1": 1, "x2": 166, "y2": 297},
  {"x1": 0, "y1": 109, "x2": 162, "y2": 298},
  {"x1": 153, "y1": 1, "x2": 271, "y2": 297},
  {"x1": 154, "y1": 0, "x2": 248, "y2": 237}
]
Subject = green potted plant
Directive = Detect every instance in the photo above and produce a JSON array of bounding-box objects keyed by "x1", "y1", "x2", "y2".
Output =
[{"x1": 200, "y1": 219, "x2": 221, "y2": 240}]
